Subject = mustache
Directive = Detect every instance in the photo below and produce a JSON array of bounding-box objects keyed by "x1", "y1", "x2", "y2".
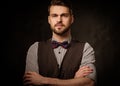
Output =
[{"x1": 55, "y1": 23, "x2": 64, "y2": 26}]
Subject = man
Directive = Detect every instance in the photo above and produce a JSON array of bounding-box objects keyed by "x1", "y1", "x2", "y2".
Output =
[{"x1": 23, "y1": 0, "x2": 96, "y2": 86}]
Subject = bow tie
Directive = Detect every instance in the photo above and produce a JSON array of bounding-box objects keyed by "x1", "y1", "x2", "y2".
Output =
[{"x1": 51, "y1": 41, "x2": 70, "y2": 49}]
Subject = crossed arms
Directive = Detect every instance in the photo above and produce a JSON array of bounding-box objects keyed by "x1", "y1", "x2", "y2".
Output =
[{"x1": 23, "y1": 65, "x2": 95, "y2": 86}]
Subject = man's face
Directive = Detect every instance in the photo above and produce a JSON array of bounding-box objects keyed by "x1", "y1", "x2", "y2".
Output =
[{"x1": 48, "y1": 5, "x2": 74, "y2": 35}]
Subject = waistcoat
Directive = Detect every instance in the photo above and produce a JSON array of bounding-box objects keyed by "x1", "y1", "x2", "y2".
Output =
[{"x1": 38, "y1": 39, "x2": 85, "y2": 80}]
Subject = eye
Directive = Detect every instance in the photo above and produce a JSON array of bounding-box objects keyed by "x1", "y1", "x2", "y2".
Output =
[
  {"x1": 50, "y1": 14, "x2": 58, "y2": 17},
  {"x1": 62, "y1": 13, "x2": 70, "y2": 17}
]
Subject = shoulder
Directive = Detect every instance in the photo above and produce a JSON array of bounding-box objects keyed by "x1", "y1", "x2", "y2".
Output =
[
  {"x1": 83, "y1": 42, "x2": 95, "y2": 53},
  {"x1": 84, "y1": 42, "x2": 94, "y2": 49},
  {"x1": 27, "y1": 42, "x2": 39, "y2": 51},
  {"x1": 30, "y1": 41, "x2": 39, "y2": 48},
  {"x1": 27, "y1": 40, "x2": 49, "y2": 51}
]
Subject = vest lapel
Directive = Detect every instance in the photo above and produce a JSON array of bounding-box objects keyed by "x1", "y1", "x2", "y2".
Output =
[{"x1": 47, "y1": 39, "x2": 59, "y2": 67}]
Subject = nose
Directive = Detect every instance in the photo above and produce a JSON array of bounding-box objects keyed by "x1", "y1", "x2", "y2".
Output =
[{"x1": 57, "y1": 16, "x2": 62, "y2": 22}]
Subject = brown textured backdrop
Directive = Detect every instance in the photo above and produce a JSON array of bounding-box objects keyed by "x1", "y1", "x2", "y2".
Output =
[{"x1": 4, "y1": 0, "x2": 120, "y2": 86}]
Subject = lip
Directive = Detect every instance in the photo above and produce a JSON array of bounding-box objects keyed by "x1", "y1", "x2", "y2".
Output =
[
  {"x1": 56, "y1": 25, "x2": 63, "y2": 28},
  {"x1": 56, "y1": 25, "x2": 63, "y2": 27},
  {"x1": 55, "y1": 24, "x2": 64, "y2": 27}
]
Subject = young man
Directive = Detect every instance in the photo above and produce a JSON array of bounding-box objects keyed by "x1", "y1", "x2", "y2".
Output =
[{"x1": 23, "y1": 0, "x2": 96, "y2": 86}]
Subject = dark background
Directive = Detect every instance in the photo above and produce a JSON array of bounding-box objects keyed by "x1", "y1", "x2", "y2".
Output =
[{"x1": 3, "y1": 0, "x2": 120, "y2": 86}]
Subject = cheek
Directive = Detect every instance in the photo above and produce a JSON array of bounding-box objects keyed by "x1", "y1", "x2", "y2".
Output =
[
  {"x1": 65, "y1": 19, "x2": 72, "y2": 25},
  {"x1": 50, "y1": 19, "x2": 56, "y2": 25}
]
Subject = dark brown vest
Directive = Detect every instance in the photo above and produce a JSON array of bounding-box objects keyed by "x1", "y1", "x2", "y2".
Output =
[{"x1": 38, "y1": 39, "x2": 85, "y2": 80}]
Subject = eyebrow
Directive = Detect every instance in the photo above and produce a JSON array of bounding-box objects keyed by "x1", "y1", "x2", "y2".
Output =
[{"x1": 50, "y1": 13, "x2": 70, "y2": 16}]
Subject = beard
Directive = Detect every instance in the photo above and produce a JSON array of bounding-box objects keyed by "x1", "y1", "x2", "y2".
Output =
[
  {"x1": 52, "y1": 27, "x2": 70, "y2": 36},
  {"x1": 51, "y1": 22, "x2": 71, "y2": 35}
]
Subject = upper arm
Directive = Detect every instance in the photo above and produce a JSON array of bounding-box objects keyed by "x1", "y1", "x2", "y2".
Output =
[
  {"x1": 80, "y1": 42, "x2": 96, "y2": 81},
  {"x1": 25, "y1": 42, "x2": 39, "y2": 73}
]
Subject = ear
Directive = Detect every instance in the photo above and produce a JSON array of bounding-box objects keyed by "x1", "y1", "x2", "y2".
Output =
[
  {"x1": 71, "y1": 15, "x2": 74, "y2": 24},
  {"x1": 48, "y1": 16, "x2": 50, "y2": 24}
]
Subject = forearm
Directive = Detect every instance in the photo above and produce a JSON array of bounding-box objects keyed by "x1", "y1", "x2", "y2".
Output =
[{"x1": 43, "y1": 77, "x2": 94, "y2": 86}]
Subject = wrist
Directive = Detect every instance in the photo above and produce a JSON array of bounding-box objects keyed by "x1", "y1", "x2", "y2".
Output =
[
  {"x1": 44, "y1": 77, "x2": 59, "y2": 85},
  {"x1": 41, "y1": 76, "x2": 49, "y2": 85}
]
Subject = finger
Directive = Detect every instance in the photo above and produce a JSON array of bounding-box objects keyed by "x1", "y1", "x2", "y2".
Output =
[
  {"x1": 76, "y1": 67, "x2": 93, "y2": 75},
  {"x1": 83, "y1": 67, "x2": 93, "y2": 71},
  {"x1": 81, "y1": 69, "x2": 93, "y2": 74},
  {"x1": 80, "y1": 65, "x2": 90, "y2": 70},
  {"x1": 80, "y1": 66, "x2": 93, "y2": 72},
  {"x1": 84, "y1": 70, "x2": 93, "y2": 74},
  {"x1": 23, "y1": 74, "x2": 32, "y2": 80},
  {"x1": 82, "y1": 71, "x2": 92, "y2": 76},
  {"x1": 75, "y1": 70, "x2": 93, "y2": 78},
  {"x1": 23, "y1": 72, "x2": 31, "y2": 79},
  {"x1": 24, "y1": 80, "x2": 32, "y2": 86},
  {"x1": 25, "y1": 71, "x2": 34, "y2": 75},
  {"x1": 23, "y1": 76, "x2": 32, "y2": 82}
]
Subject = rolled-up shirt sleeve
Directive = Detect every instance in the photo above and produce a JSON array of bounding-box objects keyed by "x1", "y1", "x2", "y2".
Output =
[
  {"x1": 25, "y1": 42, "x2": 39, "y2": 73},
  {"x1": 80, "y1": 42, "x2": 96, "y2": 81}
]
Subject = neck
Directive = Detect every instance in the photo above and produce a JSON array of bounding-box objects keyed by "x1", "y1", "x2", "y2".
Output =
[{"x1": 52, "y1": 30, "x2": 71, "y2": 42}]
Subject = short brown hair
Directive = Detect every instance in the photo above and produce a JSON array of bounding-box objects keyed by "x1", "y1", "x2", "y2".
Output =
[{"x1": 48, "y1": 0, "x2": 73, "y2": 15}]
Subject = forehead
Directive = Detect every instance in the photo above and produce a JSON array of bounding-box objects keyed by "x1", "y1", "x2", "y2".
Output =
[{"x1": 49, "y1": 5, "x2": 70, "y2": 14}]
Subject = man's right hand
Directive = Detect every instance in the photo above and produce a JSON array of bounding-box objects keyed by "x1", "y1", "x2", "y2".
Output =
[{"x1": 74, "y1": 66, "x2": 93, "y2": 78}]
